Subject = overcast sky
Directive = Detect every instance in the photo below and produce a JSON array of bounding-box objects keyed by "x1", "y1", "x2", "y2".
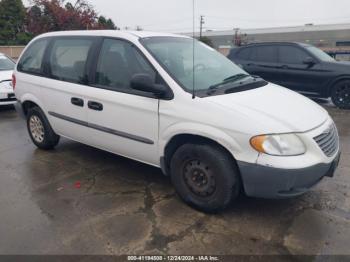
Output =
[{"x1": 24, "y1": 0, "x2": 350, "y2": 32}]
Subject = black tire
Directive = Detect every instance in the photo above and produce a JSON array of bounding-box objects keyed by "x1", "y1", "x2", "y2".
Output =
[
  {"x1": 27, "y1": 107, "x2": 60, "y2": 150},
  {"x1": 170, "y1": 143, "x2": 241, "y2": 213},
  {"x1": 331, "y1": 80, "x2": 350, "y2": 109}
]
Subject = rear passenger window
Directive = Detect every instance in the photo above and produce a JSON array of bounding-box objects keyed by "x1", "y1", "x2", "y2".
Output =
[
  {"x1": 251, "y1": 46, "x2": 278, "y2": 63},
  {"x1": 94, "y1": 39, "x2": 156, "y2": 91},
  {"x1": 236, "y1": 48, "x2": 252, "y2": 60},
  {"x1": 18, "y1": 39, "x2": 48, "y2": 75},
  {"x1": 49, "y1": 38, "x2": 94, "y2": 84},
  {"x1": 279, "y1": 46, "x2": 309, "y2": 64}
]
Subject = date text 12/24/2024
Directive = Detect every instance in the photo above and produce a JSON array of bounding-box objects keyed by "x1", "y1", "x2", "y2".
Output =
[{"x1": 128, "y1": 256, "x2": 220, "y2": 261}]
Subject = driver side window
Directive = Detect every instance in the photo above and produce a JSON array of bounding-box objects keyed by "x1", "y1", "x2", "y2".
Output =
[
  {"x1": 278, "y1": 46, "x2": 309, "y2": 64},
  {"x1": 94, "y1": 39, "x2": 156, "y2": 91}
]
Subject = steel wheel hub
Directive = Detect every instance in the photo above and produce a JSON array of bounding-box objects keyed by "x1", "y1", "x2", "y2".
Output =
[
  {"x1": 183, "y1": 160, "x2": 216, "y2": 197},
  {"x1": 29, "y1": 115, "x2": 45, "y2": 143}
]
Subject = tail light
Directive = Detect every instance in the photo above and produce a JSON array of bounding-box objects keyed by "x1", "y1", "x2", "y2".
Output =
[{"x1": 12, "y1": 74, "x2": 16, "y2": 90}]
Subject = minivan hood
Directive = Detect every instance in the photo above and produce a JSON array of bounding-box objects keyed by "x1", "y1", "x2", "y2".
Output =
[{"x1": 206, "y1": 83, "x2": 328, "y2": 133}]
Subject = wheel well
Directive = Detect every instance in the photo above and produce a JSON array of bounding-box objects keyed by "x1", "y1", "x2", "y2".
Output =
[
  {"x1": 328, "y1": 77, "x2": 350, "y2": 96},
  {"x1": 22, "y1": 101, "x2": 39, "y2": 116},
  {"x1": 163, "y1": 134, "x2": 239, "y2": 175}
]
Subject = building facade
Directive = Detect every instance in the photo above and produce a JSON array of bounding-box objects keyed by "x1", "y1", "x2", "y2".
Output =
[{"x1": 200, "y1": 23, "x2": 350, "y2": 58}]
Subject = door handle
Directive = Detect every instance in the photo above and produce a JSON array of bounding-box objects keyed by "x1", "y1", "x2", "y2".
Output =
[
  {"x1": 280, "y1": 65, "x2": 289, "y2": 69},
  {"x1": 71, "y1": 97, "x2": 84, "y2": 107},
  {"x1": 88, "y1": 101, "x2": 103, "y2": 111}
]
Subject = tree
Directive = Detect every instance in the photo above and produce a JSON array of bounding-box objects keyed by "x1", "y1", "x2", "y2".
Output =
[
  {"x1": 0, "y1": 0, "x2": 27, "y2": 45},
  {"x1": 106, "y1": 19, "x2": 117, "y2": 30},
  {"x1": 26, "y1": 0, "x2": 95, "y2": 34},
  {"x1": 97, "y1": 15, "x2": 117, "y2": 30},
  {"x1": 26, "y1": 0, "x2": 118, "y2": 36},
  {"x1": 199, "y1": 36, "x2": 214, "y2": 48},
  {"x1": 0, "y1": 0, "x2": 118, "y2": 44}
]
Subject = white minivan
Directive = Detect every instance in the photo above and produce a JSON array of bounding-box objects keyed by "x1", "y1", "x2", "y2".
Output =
[{"x1": 14, "y1": 31, "x2": 340, "y2": 212}]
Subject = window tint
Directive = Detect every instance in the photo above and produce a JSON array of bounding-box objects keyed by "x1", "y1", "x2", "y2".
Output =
[
  {"x1": 95, "y1": 39, "x2": 156, "y2": 91},
  {"x1": 278, "y1": 46, "x2": 309, "y2": 64},
  {"x1": 18, "y1": 39, "x2": 48, "y2": 74},
  {"x1": 236, "y1": 48, "x2": 252, "y2": 60},
  {"x1": 142, "y1": 37, "x2": 248, "y2": 92},
  {"x1": 306, "y1": 46, "x2": 334, "y2": 62},
  {"x1": 49, "y1": 38, "x2": 94, "y2": 84},
  {"x1": 251, "y1": 46, "x2": 277, "y2": 63},
  {"x1": 0, "y1": 55, "x2": 15, "y2": 71}
]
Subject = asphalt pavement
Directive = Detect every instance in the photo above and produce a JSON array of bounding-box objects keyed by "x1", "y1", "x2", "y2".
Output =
[{"x1": 0, "y1": 104, "x2": 349, "y2": 256}]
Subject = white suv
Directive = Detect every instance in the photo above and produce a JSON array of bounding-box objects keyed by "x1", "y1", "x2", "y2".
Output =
[
  {"x1": 0, "y1": 53, "x2": 16, "y2": 106},
  {"x1": 14, "y1": 31, "x2": 340, "y2": 212}
]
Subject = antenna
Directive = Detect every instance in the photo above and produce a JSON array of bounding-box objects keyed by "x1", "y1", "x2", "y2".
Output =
[
  {"x1": 200, "y1": 15, "x2": 205, "y2": 39},
  {"x1": 192, "y1": 0, "x2": 196, "y2": 99}
]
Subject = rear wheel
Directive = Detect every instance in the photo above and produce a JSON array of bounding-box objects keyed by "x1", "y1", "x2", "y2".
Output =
[
  {"x1": 170, "y1": 143, "x2": 240, "y2": 213},
  {"x1": 331, "y1": 80, "x2": 350, "y2": 109},
  {"x1": 27, "y1": 107, "x2": 60, "y2": 150}
]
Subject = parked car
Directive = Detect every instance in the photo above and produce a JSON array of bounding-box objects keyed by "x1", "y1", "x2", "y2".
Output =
[
  {"x1": 0, "y1": 53, "x2": 16, "y2": 106},
  {"x1": 14, "y1": 31, "x2": 340, "y2": 212},
  {"x1": 327, "y1": 50, "x2": 350, "y2": 62},
  {"x1": 228, "y1": 42, "x2": 350, "y2": 109}
]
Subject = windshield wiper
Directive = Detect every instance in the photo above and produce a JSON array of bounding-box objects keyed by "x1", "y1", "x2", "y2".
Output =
[
  {"x1": 207, "y1": 74, "x2": 251, "y2": 95},
  {"x1": 223, "y1": 73, "x2": 251, "y2": 82},
  {"x1": 207, "y1": 85, "x2": 220, "y2": 95}
]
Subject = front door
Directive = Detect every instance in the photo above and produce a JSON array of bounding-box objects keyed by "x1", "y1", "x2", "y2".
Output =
[
  {"x1": 86, "y1": 38, "x2": 160, "y2": 166},
  {"x1": 275, "y1": 45, "x2": 325, "y2": 96}
]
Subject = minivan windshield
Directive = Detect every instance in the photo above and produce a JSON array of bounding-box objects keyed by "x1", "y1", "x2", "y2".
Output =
[
  {"x1": 0, "y1": 55, "x2": 15, "y2": 71},
  {"x1": 306, "y1": 46, "x2": 335, "y2": 62},
  {"x1": 141, "y1": 37, "x2": 257, "y2": 94}
]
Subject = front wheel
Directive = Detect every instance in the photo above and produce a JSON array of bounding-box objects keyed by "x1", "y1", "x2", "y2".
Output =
[
  {"x1": 27, "y1": 107, "x2": 60, "y2": 150},
  {"x1": 170, "y1": 143, "x2": 241, "y2": 213},
  {"x1": 331, "y1": 80, "x2": 350, "y2": 109}
]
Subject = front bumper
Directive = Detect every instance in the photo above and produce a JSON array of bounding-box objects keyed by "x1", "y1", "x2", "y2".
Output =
[
  {"x1": 238, "y1": 152, "x2": 341, "y2": 199},
  {"x1": 0, "y1": 82, "x2": 16, "y2": 105},
  {"x1": 0, "y1": 92, "x2": 16, "y2": 105}
]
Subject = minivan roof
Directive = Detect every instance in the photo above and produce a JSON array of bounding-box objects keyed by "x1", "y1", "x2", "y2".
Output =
[{"x1": 35, "y1": 30, "x2": 189, "y2": 40}]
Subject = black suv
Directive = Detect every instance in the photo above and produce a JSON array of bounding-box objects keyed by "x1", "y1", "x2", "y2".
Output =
[{"x1": 228, "y1": 42, "x2": 350, "y2": 109}]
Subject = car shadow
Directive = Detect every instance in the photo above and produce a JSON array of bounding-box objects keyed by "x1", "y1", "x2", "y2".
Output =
[{"x1": 39, "y1": 138, "x2": 308, "y2": 216}]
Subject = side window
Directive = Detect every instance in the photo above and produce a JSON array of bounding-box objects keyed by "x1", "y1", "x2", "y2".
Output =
[
  {"x1": 133, "y1": 47, "x2": 156, "y2": 76},
  {"x1": 237, "y1": 48, "x2": 252, "y2": 60},
  {"x1": 49, "y1": 38, "x2": 94, "y2": 84},
  {"x1": 18, "y1": 39, "x2": 48, "y2": 74},
  {"x1": 251, "y1": 46, "x2": 278, "y2": 63},
  {"x1": 95, "y1": 39, "x2": 156, "y2": 91},
  {"x1": 279, "y1": 46, "x2": 309, "y2": 64}
]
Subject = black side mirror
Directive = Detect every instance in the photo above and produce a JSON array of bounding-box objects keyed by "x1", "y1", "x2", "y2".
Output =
[
  {"x1": 130, "y1": 74, "x2": 167, "y2": 97},
  {"x1": 303, "y1": 57, "x2": 316, "y2": 66}
]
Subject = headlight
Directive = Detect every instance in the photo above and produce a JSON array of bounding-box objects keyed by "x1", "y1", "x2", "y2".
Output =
[{"x1": 250, "y1": 134, "x2": 306, "y2": 156}]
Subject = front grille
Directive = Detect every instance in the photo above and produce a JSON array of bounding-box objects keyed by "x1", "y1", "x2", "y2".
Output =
[{"x1": 314, "y1": 124, "x2": 339, "y2": 157}]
